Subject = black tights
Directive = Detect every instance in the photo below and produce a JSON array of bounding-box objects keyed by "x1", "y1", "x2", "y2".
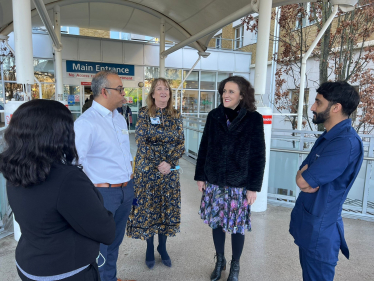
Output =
[{"x1": 212, "y1": 227, "x2": 245, "y2": 261}]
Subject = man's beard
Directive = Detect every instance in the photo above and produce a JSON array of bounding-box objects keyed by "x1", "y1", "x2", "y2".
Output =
[{"x1": 312, "y1": 104, "x2": 332, "y2": 124}]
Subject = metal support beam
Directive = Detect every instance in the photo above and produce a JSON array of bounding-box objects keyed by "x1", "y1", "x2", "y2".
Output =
[
  {"x1": 53, "y1": 5, "x2": 64, "y2": 100},
  {"x1": 297, "y1": 5, "x2": 339, "y2": 130},
  {"x1": 175, "y1": 55, "x2": 201, "y2": 109},
  {"x1": 160, "y1": 18, "x2": 165, "y2": 77},
  {"x1": 32, "y1": 0, "x2": 62, "y2": 50},
  {"x1": 12, "y1": 0, "x2": 34, "y2": 87},
  {"x1": 160, "y1": 2, "x2": 256, "y2": 58}
]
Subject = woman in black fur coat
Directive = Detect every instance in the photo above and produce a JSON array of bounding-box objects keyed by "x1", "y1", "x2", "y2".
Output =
[{"x1": 194, "y1": 76, "x2": 266, "y2": 281}]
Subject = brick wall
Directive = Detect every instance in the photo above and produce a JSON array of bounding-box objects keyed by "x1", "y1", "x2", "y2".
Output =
[{"x1": 79, "y1": 28, "x2": 110, "y2": 38}]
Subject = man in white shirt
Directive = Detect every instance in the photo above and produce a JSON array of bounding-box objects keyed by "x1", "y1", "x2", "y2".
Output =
[{"x1": 74, "y1": 70, "x2": 134, "y2": 281}]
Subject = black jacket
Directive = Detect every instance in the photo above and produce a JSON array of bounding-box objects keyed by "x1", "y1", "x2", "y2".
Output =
[
  {"x1": 194, "y1": 104, "x2": 266, "y2": 191},
  {"x1": 7, "y1": 163, "x2": 115, "y2": 277}
]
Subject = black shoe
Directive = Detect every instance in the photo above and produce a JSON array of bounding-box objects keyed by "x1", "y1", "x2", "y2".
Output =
[
  {"x1": 227, "y1": 259, "x2": 240, "y2": 281},
  {"x1": 210, "y1": 253, "x2": 226, "y2": 281}
]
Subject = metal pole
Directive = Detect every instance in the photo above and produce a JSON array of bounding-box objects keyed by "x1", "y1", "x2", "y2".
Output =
[
  {"x1": 32, "y1": 0, "x2": 62, "y2": 50},
  {"x1": 160, "y1": 18, "x2": 165, "y2": 77},
  {"x1": 252, "y1": 0, "x2": 273, "y2": 213},
  {"x1": 1, "y1": 62, "x2": 5, "y2": 108},
  {"x1": 53, "y1": 6, "x2": 64, "y2": 101},
  {"x1": 175, "y1": 55, "x2": 201, "y2": 109},
  {"x1": 297, "y1": 5, "x2": 339, "y2": 130},
  {"x1": 161, "y1": 2, "x2": 256, "y2": 58},
  {"x1": 269, "y1": 7, "x2": 280, "y2": 109}
]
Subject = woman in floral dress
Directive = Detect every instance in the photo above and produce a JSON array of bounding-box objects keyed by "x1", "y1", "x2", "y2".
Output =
[
  {"x1": 194, "y1": 76, "x2": 265, "y2": 281},
  {"x1": 127, "y1": 78, "x2": 184, "y2": 269}
]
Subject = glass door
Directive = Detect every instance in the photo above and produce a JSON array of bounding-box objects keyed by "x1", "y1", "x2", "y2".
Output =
[
  {"x1": 124, "y1": 87, "x2": 142, "y2": 132},
  {"x1": 63, "y1": 85, "x2": 82, "y2": 121}
]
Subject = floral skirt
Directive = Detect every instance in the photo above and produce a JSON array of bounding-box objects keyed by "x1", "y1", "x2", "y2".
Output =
[{"x1": 199, "y1": 182, "x2": 251, "y2": 235}]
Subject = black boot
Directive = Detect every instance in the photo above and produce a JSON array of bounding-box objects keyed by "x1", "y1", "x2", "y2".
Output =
[
  {"x1": 210, "y1": 253, "x2": 226, "y2": 281},
  {"x1": 227, "y1": 259, "x2": 240, "y2": 281}
]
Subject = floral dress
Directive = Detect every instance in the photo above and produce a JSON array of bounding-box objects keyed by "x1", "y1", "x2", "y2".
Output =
[
  {"x1": 127, "y1": 107, "x2": 185, "y2": 240},
  {"x1": 198, "y1": 116, "x2": 251, "y2": 235}
]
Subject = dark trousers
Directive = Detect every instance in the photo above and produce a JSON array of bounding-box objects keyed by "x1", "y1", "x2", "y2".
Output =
[
  {"x1": 97, "y1": 179, "x2": 134, "y2": 281},
  {"x1": 299, "y1": 247, "x2": 336, "y2": 281},
  {"x1": 17, "y1": 263, "x2": 100, "y2": 281}
]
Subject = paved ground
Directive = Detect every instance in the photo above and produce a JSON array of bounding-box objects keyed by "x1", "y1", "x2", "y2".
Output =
[{"x1": 1, "y1": 134, "x2": 374, "y2": 281}]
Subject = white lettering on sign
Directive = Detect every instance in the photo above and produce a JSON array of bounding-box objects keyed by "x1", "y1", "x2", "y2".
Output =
[
  {"x1": 67, "y1": 72, "x2": 134, "y2": 80},
  {"x1": 73, "y1": 63, "x2": 93, "y2": 71},
  {"x1": 95, "y1": 66, "x2": 130, "y2": 74}
]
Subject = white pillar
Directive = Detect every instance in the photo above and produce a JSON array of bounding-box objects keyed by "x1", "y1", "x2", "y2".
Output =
[
  {"x1": 54, "y1": 6, "x2": 64, "y2": 101},
  {"x1": 12, "y1": 0, "x2": 34, "y2": 87},
  {"x1": 252, "y1": 0, "x2": 273, "y2": 212},
  {"x1": 159, "y1": 17, "x2": 165, "y2": 77},
  {"x1": 252, "y1": 107, "x2": 272, "y2": 212}
]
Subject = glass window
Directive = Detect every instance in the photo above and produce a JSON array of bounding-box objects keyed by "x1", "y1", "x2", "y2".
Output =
[
  {"x1": 34, "y1": 59, "x2": 55, "y2": 82},
  {"x1": 183, "y1": 71, "x2": 199, "y2": 89},
  {"x1": 32, "y1": 83, "x2": 56, "y2": 100},
  {"x1": 61, "y1": 26, "x2": 68, "y2": 33},
  {"x1": 165, "y1": 69, "x2": 182, "y2": 89},
  {"x1": 4, "y1": 82, "x2": 23, "y2": 102},
  {"x1": 110, "y1": 31, "x2": 120, "y2": 39},
  {"x1": 0, "y1": 83, "x2": 4, "y2": 110},
  {"x1": 217, "y1": 73, "x2": 233, "y2": 89},
  {"x1": 64, "y1": 85, "x2": 81, "y2": 112},
  {"x1": 200, "y1": 91, "x2": 215, "y2": 113},
  {"x1": 200, "y1": 72, "x2": 216, "y2": 90},
  {"x1": 215, "y1": 35, "x2": 222, "y2": 49},
  {"x1": 182, "y1": 90, "x2": 198, "y2": 114},
  {"x1": 144, "y1": 67, "x2": 159, "y2": 87},
  {"x1": 2, "y1": 56, "x2": 16, "y2": 81},
  {"x1": 124, "y1": 87, "x2": 141, "y2": 111},
  {"x1": 69, "y1": 27, "x2": 79, "y2": 35},
  {"x1": 234, "y1": 25, "x2": 244, "y2": 49}
]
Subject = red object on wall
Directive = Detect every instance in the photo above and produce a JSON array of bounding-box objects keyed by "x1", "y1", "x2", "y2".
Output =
[
  {"x1": 81, "y1": 82, "x2": 91, "y2": 85},
  {"x1": 263, "y1": 115, "x2": 272, "y2": 124}
]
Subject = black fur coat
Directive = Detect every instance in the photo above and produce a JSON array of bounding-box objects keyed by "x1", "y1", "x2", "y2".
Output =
[{"x1": 194, "y1": 104, "x2": 266, "y2": 191}]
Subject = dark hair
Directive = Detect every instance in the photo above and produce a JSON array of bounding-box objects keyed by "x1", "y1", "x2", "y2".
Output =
[
  {"x1": 0, "y1": 100, "x2": 79, "y2": 187},
  {"x1": 316, "y1": 81, "x2": 360, "y2": 116},
  {"x1": 218, "y1": 76, "x2": 256, "y2": 112}
]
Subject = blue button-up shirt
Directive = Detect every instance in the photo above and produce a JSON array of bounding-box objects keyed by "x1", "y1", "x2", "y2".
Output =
[{"x1": 290, "y1": 119, "x2": 363, "y2": 264}]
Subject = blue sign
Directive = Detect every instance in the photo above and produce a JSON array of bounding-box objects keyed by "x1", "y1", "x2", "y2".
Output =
[
  {"x1": 67, "y1": 95, "x2": 75, "y2": 105},
  {"x1": 66, "y1": 60, "x2": 134, "y2": 76}
]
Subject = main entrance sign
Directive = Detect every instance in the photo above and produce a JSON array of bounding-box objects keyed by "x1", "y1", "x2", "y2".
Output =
[{"x1": 66, "y1": 60, "x2": 135, "y2": 80}]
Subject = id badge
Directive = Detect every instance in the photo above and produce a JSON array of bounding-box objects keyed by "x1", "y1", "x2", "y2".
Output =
[{"x1": 150, "y1": 117, "x2": 161, "y2": 124}]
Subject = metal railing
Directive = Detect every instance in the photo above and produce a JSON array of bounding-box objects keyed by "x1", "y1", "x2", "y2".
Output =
[{"x1": 183, "y1": 116, "x2": 374, "y2": 222}]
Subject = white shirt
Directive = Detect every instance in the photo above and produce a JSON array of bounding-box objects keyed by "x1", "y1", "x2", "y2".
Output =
[{"x1": 74, "y1": 101, "x2": 133, "y2": 184}]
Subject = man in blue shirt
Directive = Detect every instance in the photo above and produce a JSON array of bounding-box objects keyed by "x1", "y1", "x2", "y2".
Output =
[{"x1": 290, "y1": 81, "x2": 364, "y2": 281}]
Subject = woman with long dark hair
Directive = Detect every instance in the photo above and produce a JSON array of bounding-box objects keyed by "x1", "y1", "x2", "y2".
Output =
[
  {"x1": 0, "y1": 100, "x2": 115, "y2": 281},
  {"x1": 194, "y1": 76, "x2": 266, "y2": 281}
]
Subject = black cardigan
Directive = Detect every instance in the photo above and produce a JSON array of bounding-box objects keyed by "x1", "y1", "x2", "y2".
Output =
[
  {"x1": 194, "y1": 104, "x2": 266, "y2": 191},
  {"x1": 7, "y1": 163, "x2": 116, "y2": 277}
]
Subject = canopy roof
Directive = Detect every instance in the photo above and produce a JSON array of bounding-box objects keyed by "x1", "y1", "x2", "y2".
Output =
[{"x1": 0, "y1": 0, "x2": 312, "y2": 52}]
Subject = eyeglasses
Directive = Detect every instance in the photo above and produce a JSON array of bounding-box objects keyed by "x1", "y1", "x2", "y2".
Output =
[{"x1": 105, "y1": 87, "x2": 125, "y2": 93}]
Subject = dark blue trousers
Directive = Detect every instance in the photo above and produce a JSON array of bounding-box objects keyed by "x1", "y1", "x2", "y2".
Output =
[
  {"x1": 97, "y1": 179, "x2": 134, "y2": 281},
  {"x1": 299, "y1": 247, "x2": 336, "y2": 281}
]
